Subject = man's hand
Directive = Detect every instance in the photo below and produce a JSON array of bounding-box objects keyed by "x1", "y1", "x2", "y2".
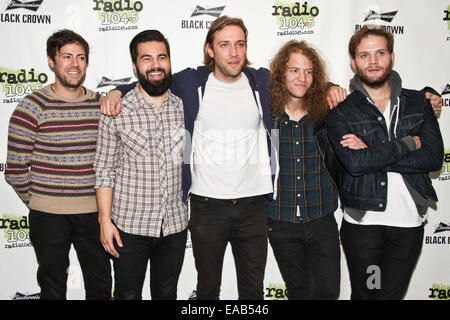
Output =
[
  {"x1": 425, "y1": 92, "x2": 442, "y2": 118},
  {"x1": 96, "y1": 187, "x2": 121, "y2": 258},
  {"x1": 99, "y1": 219, "x2": 122, "y2": 258},
  {"x1": 413, "y1": 136, "x2": 421, "y2": 150},
  {"x1": 327, "y1": 85, "x2": 347, "y2": 109},
  {"x1": 100, "y1": 90, "x2": 123, "y2": 117},
  {"x1": 341, "y1": 134, "x2": 367, "y2": 150}
]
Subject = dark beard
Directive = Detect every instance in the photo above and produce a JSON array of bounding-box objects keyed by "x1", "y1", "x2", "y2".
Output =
[
  {"x1": 357, "y1": 61, "x2": 393, "y2": 89},
  {"x1": 137, "y1": 68, "x2": 172, "y2": 97}
]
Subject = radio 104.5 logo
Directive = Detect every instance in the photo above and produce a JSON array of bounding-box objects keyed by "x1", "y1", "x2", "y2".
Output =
[
  {"x1": 1, "y1": 214, "x2": 31, "y2": 249},
  {"x1": 272, "y1": 1, "x2": 319, "y2": 37},
  {"x1": 92, "y1": 0, "x2": 142, "y2": 32},
  {"x1": 0, "y1": 67, "x2": 48, "y2": 104},
  {"x1": 439, "y1": 146, "x2": 450, "y2": 182}
]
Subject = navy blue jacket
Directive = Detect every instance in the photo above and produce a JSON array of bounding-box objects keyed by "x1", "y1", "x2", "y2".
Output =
[
  {"x1": 326, "y1": 87, "x2": 443, "y2": 217},
  {"x1": 118, "y1": 66, "x2": 276, "y2": 202}
]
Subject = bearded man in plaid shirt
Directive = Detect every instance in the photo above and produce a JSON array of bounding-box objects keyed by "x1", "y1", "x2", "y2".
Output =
[{"x1": 94, "y1": 30, "x2": 187, "y2": 300}]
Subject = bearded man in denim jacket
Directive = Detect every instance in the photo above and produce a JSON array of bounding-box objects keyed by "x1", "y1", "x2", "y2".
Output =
[{"x1": 326, "y1": 25, "x2": 443, "y2": 300}]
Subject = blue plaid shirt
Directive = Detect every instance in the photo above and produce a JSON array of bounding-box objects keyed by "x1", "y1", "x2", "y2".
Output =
[{"x1": 268, "y1": 113, "x2": 338, "y2": 223}]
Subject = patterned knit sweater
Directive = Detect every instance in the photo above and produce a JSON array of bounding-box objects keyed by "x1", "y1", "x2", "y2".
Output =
[{"x1": 5, "y1": 85, "x2": 101, "y2": 214}]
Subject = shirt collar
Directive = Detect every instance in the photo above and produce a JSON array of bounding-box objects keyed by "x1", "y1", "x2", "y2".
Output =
[
  {"x1": 281, "y1": 112, "x2": 309, "y2": 126},
  {"x1": 131, "y1": 84, "x2": 182, "y2": 112}
]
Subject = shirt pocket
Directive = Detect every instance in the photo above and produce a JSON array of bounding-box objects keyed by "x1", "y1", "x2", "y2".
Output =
[
  {"x1": 398, "y1": 113, "x2": 423, "y2": 136},
  {"x1": 169, "y1": 125, "x2": 185, "y2": 165},
  {"x1": 349, "y1": 120, "x2": 382, "y2": 144},
  {"x1": 120, "y1": 128, "x2": 150, "y2": 159}
]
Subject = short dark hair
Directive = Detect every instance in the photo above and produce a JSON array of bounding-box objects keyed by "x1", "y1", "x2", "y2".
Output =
[
  {"x1": 47, "y1": 29, "x2": 90, "y2": 64},
  {"x1": 348, "y1": 24, "x2": 394, "y2": 59},
  {"x1": 129, "y1": 30, "x2": 170, "y2": 64}
]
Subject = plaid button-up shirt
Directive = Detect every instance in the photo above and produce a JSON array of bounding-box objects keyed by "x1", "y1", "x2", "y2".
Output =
[
  {"x1": 268, "y1": 113, "x2": 338, "y2": 223},
  {"x1": 95, "y1": 85, "x2": 187, "y2": 237}
]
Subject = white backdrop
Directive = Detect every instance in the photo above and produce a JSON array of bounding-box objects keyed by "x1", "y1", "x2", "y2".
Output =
[{"x1": 0, "y1": 0, "x2": 449, "y2": 300}]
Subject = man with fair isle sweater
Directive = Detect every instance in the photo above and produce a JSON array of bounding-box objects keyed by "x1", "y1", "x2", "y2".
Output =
[{"x1": 5, "y1": 30, "x2": 112, "y2": 300}]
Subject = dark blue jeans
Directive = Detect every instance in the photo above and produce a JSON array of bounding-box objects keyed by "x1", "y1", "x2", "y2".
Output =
[
  {"x1": 188, "y1": 194, "x2": 268, "y2": 300},
  {"x1": 340, "y1": 220, "x2": 424, "y2": 300},
  {"x1": 113, "y1": 227, "x2": 187, "y2": 300},
  {"x1": 268, "y1": 213, "x2": 341, "y2": 299},
  {"x1": 29, "y1": 210, "x2": 112, "y2": 300}
]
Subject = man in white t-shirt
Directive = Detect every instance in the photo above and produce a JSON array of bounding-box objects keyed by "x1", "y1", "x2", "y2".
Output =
[
  {"x1": 326, "y1": 25, "x2": 443, "y2": 299},
  {"x1": 186, "y1": 17, "x2": 273, "y2": 300}
]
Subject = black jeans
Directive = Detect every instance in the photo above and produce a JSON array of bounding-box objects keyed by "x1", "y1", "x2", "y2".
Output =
[
  {"x1": 188, "y1": 194, "x2": 268, "y2": 300},
  {"x1": 268, "y1": 213, "x2": 341, "y2": 299},
  {"x1": 113, "y1": 227, "x2": 187, "y2": 300},
  {"x1": 340, "y1": 220, "x2": 424, "y2": 300},
  {"x1": 29, "y1": 210, "x2": 112, "y2": 300}
]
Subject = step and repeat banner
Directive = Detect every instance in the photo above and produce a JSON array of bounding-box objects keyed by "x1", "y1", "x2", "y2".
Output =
[{"x1": 0, "y1": 0, "x2": 449, "y2": 300}]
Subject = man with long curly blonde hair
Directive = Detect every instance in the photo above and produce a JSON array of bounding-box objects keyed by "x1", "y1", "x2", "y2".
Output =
[
  {"x1": 267, "y1": 40, "x2": 341, "y2": 299},
  {"x1": 270, "y1": 40, "x2": 329, "y2": 124}
]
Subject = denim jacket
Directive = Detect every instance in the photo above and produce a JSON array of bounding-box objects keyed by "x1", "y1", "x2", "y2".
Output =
[{"x1": 326, "y1": 71, "x2": 443, "y2": 220}]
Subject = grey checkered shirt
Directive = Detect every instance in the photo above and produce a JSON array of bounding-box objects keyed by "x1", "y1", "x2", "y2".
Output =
[{"x1": 95, "y1": 85, "x2": 187, "y2": 237}]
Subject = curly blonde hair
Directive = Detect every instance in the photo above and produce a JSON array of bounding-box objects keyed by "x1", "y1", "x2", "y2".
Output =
[{"x1": 269, "y1": 40, "x2": 329, "y2": 124}]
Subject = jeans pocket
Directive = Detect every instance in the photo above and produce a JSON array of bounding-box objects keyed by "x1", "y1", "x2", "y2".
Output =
[{"x1": 267, "y1": 217, "x2": 282, "y2": 233}]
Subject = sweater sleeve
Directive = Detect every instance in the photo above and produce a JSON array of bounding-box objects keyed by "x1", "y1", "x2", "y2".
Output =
[{"x1": 5, "y1": 96, "x2": 42, "y2": 205}]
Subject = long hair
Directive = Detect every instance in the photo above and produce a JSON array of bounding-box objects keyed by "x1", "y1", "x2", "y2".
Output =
[
  {"x1": 269, "y1": 40, "x2": 329, "y2": 124},
  {"x1": 203, "y1": 15, "x2": 251, "y2": 71}
]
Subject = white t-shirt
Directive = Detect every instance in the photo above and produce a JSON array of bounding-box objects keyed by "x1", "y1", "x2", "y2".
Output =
[
  {"x1": 190, "y1": 73, "x2": 273, "y2": 199},
  {"x1": 344, "y1": 100, "x2": 425, "y2": 227}
]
